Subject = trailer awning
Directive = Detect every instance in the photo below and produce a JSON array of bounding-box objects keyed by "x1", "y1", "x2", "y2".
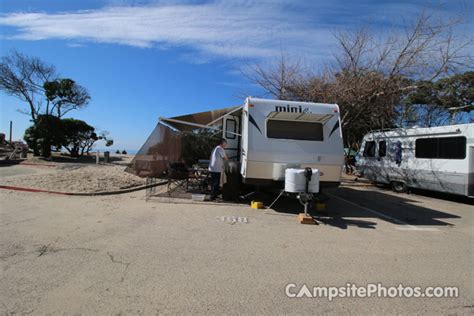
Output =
[
  {"x1": 160, "y1": 106, "x2": 242, "y2": 132},
  {"x1": 267, "y1": 111, "x2": 334, "y2": 124}
]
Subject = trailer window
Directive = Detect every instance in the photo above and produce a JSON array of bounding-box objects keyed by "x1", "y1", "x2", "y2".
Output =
[
  {"x1": 363, "y1": 141, "x2": 376, "y2": 157},
  {"x1": 266, "y1": 120, "x2": 323, "y2": 141},
  {"x1": 225, "y1": 118, "x2": 236, "y2": 139},
  {"x1": 415, "y1": 136, "x2": 466, "y2": 159},
  {"x1": 379, "y1": 141, "x2": 387, "y2": 157}
]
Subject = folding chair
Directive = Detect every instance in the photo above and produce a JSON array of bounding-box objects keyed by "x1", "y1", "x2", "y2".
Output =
[{"x1": 166, "y1": 162, "x2": 189, "y2": 196}]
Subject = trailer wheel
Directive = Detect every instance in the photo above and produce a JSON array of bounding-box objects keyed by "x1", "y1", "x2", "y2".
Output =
[{"x1": 391, "y1": 181, "x2": 407, "y2": 193}]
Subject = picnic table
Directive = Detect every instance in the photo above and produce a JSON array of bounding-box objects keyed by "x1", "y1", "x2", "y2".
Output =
[{"x1": 188, "y1": 166, "x2": 211, "y2": 193}]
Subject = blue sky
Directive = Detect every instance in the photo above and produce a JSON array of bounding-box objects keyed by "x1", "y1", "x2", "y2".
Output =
[{"x1": 0, "y1": 0, "x2": 472, "y2": 150}]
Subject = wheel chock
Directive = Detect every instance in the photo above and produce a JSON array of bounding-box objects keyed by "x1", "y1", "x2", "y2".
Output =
[
  {"x1": 298, "y1": 213, "x2": 315, "y2": 225},
  {"x1": 251, "y1": 201, "x2": 264, "y2": 209}
]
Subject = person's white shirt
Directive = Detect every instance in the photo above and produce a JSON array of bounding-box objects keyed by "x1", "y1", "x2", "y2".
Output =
[{"x1": 209, "y1": 145, "x2": 226, "y2": 173}]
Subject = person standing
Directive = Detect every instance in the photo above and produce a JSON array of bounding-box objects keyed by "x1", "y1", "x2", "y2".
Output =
[{"x1": 209, "y1": 138, "x2": 228, "y2": 200}]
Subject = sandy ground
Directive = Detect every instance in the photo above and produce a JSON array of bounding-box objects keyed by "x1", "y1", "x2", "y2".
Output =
[
  {"x1": 0, "y1": 185, "x2": 472, "y2": 314},
  {"x1": 0, "y1": 155, "x2": 145, "y2": 193}
]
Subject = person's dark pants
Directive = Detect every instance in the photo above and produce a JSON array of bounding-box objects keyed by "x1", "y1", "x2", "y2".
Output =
[{"x1": 210, "y1": 172, "x2": 221, "y2": 199}]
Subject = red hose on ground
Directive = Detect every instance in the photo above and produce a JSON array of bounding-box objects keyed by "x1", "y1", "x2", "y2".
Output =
[
  {"x1": 0, "y1": 185, "x2": 70, "y2": 195},
  {"x1": 0, "y1": 180, "x2": 167, "y2": 196}
]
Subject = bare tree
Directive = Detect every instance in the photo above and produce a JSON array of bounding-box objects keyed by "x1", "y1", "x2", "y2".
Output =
[
  {"x1": 0, "y1": 50, "x2": 57, "y2": 121},
  {"x1": 332, "y1": 12, "x2": 470, "y2": 128},
  {"x1": 242, "y1": 54, "x2": 303, "y2": 100},
  {"x1": 334, "y1": 11, "x2": 472, "y2": 81},
  {"x1": 244, "y1": 10, "x2": 472, "y2": 148}
]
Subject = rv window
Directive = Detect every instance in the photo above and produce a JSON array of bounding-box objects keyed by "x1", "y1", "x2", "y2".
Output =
[
  {"x1": 415, "y1": 136, "x2": 466, "y2": 159},
  {"x1": 379, "y1": 141, "x2": 386, "y2": 157},
  {"x1": 363, "y1": 141, "x2": 376, "y2": 157},
  {"x1": 225, "y1": 118, "x2": 236, "y2": 139},
  {"x1": 266, "y1": 120, "x2": 323, "y2": 141}
]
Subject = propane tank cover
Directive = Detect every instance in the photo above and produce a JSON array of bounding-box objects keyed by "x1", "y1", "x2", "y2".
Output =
[{"x1": 284, "y1": 168, "x2": 320, "y2": 193}]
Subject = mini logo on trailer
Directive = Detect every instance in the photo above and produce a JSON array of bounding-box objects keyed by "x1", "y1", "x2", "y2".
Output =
[{"x1": 275, "y1": 105, "x2": 311, "y2": 113}]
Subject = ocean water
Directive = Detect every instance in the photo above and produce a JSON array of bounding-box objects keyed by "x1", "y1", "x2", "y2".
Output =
[{"x1": 95, "y1": 148, "x2": 139, "y2": 155}]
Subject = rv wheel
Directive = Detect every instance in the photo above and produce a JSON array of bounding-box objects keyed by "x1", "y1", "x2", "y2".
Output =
[{"x1": 391, "y1": 181, "x2": 407, "y2": 193}]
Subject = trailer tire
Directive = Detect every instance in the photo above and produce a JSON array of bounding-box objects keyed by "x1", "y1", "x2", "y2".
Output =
[{"x1": 391, "y1": 181, "x2": 407, "y2": 193}]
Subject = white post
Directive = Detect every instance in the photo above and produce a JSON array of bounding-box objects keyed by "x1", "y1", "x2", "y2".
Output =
[
  {"x1": 96, "y1": 150, "x2": 100, "y2": 164},
  {"x1": 9, "y1": 121, "x2": 13, "y2": 144}
]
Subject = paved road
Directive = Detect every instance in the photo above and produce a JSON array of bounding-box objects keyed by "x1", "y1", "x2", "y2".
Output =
[{"x1": 0, "y1": 185, "x2": 472, "y2": 314}]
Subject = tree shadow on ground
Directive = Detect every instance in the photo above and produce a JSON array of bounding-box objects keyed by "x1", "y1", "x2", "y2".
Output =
[
  {"x1": 402, "y1": 186, "x2": 472, "y2": 205},
  {"x1": 257, "y1": 192, "x2": 377, "y2": 230},
  {"x1": 259, "y1": 186, "x2": 465, "y2": 229}
]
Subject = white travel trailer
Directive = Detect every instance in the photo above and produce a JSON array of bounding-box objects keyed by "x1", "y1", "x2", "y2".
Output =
[
  {"x1": 358, "y1": 123, "x2": 474, "y2": 197},
  {"x1": 160, "y1": 97, "x2": 344, "y2": 189}
]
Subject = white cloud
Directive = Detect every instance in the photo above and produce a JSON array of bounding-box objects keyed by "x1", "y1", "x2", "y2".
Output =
[
  {"x1": 0, "y1": 0, "x2": 469, "y2": 62},
  {"x1": 0, "y1": 1, "x2": 337, "y2": 61}
]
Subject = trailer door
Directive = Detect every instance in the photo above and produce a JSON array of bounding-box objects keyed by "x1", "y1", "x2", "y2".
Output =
[{"x1": 223, "y1": 115, "x2": 241, "y2": 161}]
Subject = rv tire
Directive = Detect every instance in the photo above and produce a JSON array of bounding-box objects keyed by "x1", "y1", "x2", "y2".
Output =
[{"x1": 391, "y1": 181, "x2": 407, "y2": 193}]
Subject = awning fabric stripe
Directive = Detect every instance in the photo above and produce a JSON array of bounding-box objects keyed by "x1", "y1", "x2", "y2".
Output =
[{"x1": 267, "y1": 111, "x2": 334, "y2": 124}]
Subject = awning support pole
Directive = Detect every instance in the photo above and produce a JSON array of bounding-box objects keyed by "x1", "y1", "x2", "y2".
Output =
[
  {"x1": 159, "y1": 117, "x2": 221, "y2": 131},
  {"x1": 159, "y1": 110, "x2": 243, "y2": 136}
]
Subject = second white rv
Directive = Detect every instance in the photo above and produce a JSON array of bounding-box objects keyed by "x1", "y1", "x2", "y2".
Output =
[{"x1": 358, "y1": 123, "x2": 474, "y2": 197}]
